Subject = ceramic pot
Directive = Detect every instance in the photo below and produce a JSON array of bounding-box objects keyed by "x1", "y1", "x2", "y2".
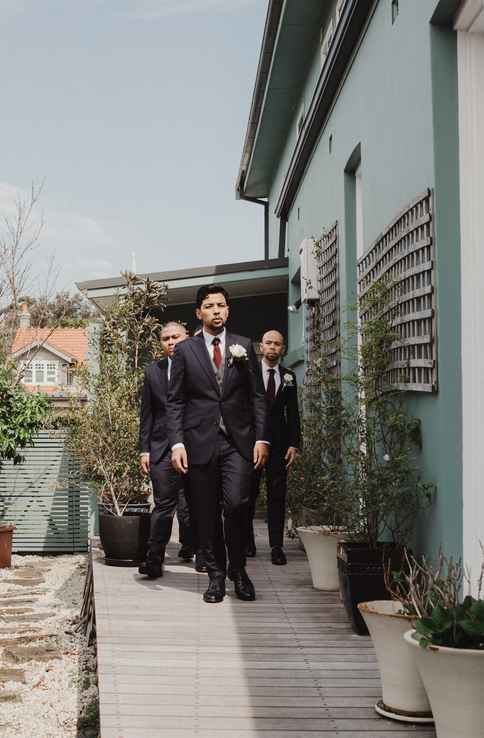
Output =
[
  {"x1": 297, "y1": 526, "x2": 340, "y2": 590},
  {"x1": 404, "y1": 629, "x2": 484, "y2": 738},
  {"x1": 358, "y1": 601, "x2": 432, "y2": 723}
]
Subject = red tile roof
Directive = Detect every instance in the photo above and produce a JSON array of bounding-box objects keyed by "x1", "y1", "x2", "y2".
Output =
[{"x1": 11, "y1": 327, "x2": 88, "y2": 363}]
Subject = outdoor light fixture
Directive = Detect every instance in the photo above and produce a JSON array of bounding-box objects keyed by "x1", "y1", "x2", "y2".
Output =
[{"x1": 288, "y1": 298, "x2": 302, "y2": 312}]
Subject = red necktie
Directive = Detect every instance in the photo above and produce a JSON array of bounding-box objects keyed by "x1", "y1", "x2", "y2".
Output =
[{"x1": 212, "y1": 337, "x2": 222, "y2": 370}]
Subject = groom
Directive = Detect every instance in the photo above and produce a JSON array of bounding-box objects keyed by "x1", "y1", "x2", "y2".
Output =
[{"x1": 167, "y1": 284, "x2": 269, "y2": 603}]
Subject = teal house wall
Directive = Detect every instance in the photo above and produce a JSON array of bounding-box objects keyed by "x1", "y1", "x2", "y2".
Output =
[{"x1": 238, "y1": 0, "x2": 463, "y2": 560}]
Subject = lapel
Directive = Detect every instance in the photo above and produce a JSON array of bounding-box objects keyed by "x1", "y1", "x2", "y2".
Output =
[
  {"x1": 155, "y1": 358, "x2": 168, "y2": 399},
  {"x1": 221, "y1": 332, "x2": 235, "y2": 397},
  {"x1": 276, "y1": 365, "x2": 285, "y2": 398},
  {"x1": 188, "y1": 334, "x2": 220, "y2": 394}
]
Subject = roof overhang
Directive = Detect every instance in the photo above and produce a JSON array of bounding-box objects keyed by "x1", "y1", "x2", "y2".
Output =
[
  {"x1": 12, "y1": 341, "x2": 76, "y2": 363},
  {"x1": 237, "y1": 0, "x2": 378, "y2": 214},
  {"x1": 237, "y1": 0, "x2": 329, "y2": 200},
  {"x1": 76, "y1": 258, "x2": 289, "y2": 312}
]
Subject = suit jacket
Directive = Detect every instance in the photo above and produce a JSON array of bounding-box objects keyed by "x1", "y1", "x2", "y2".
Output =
[
  {"x1": 139, "y1": 358, "x2": 171, "y2": 465},
  {"x1": 167, "y1": 332, "x2": 268, "y2": 465},
  {"x1": 259, "y1": 363, "x2": 301, "y2": 452}
]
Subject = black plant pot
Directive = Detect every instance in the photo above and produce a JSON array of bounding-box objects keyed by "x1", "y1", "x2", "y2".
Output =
[
  {"x1": 99, "y1": 511, "x2": 151, "y2": 567},
  {"x1": 337, "y1": 542, "x2": 404, "y2": 636}
]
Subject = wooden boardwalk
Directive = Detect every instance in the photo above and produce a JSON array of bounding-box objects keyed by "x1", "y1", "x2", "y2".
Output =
[{"x1": 92, "y1": 526, "x2": 435, "y2": 738}]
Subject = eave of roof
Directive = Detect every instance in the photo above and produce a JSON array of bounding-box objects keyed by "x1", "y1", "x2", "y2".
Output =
[
  {"x1": 237, "y1": 0, "x2": 332, "y2": 199},
  {"x1": 237, "y1": 0, "x2": 377, "y2": 209},
  {"x1": 76, "y1": 258, "x2": 289, "y2": 311}
]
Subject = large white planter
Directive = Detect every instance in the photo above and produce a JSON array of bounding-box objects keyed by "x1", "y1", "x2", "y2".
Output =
[
  {"x1": 358, "y1": 601, "x2": 432, "y2": 723},
  {"x1": 405, "y1": 629, "x2": 484, "y2": 738},
  {"x1": 297, "y1": 526, "x2": 339, "y2": 590}
]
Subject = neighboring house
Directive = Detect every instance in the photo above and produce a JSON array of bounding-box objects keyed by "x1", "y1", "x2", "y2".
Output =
[
  {"x1": 236, "y1": 0, "x2": 484, "y2": 571},
  {"x1": 11, "y1": 303, "x2": 89, "y2": 410}
]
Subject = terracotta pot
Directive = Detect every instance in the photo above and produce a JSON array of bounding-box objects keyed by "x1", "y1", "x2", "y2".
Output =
[
  {"x1": 405, "y1": 629, "x2": 484, "y2": 738},
  {"x1": 0, "y1": 524, "x2": 15, "y2": 568},
  {"x1": 297, "y1": 526, "x2": 340, "y2": 590},
  {"x1": 358, "y1": 601, "x2": 432, "y2": 723}
]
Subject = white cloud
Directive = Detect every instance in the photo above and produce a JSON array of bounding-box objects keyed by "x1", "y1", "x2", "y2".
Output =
[
  {"x1": 0, "y1": 181, "x2": 122, "y2": 294},
  {"x1": 123, "y1": 0, "x2": 256, "y2": 20}
]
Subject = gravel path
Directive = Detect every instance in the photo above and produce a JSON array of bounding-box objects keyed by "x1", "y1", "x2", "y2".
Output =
[{"x1": 0, "y1": 554, "x2": 98, "y2": 738}]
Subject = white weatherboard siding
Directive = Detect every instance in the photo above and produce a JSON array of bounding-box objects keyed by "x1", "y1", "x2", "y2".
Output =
[{"x1": 456, "y1": 1, "x2": 484, "y2": 586}]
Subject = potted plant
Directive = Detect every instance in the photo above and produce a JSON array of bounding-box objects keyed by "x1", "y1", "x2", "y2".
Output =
[
  {"x1": 334, "y1": 281, "x2": 433, "y2": 634},
  {"x1": 68, "y1": 274, "x2": 166, "y2": 566},
  {"x1": 357, "y1": 551, "x2": 434, "y2": 723},
  {"x1": 403, "y1": 550, "x2": 484, "y2": 738},
  {"x1": 0, "y1": 359, "x2": 50, "y2": 566},
  {"x1": 287, "y1": 357, "x2": 352, "y2": 591}
]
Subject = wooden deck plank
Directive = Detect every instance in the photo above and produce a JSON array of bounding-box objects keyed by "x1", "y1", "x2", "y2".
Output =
[{"x1": 93, "y1": 526, "x2": 435, "y2": 738}]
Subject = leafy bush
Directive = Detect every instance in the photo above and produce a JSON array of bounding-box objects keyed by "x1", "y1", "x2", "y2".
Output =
[
  {"x1": 416, "y1": 598, "x2": 484, "y2": 650},
  {"x1": 387, "y1": 547, "x2": 484, "y2": 649},
  {"x1": 68, "y1": 273, "x2": 166, "y2": 515},
  {"x1": 0, "y1": 360, "x2": 50, "y2": 465}
]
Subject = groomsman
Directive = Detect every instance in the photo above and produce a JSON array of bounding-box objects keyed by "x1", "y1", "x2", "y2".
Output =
[
  {"x1": 167, "y1": 284, "x2": 269, "y2": 603},
  {"x1": 138, "y1": 321, "x2": 199, "y2": 579},
  {"x1": 247, "y1": 330, "x2": 301, "y2": 565}
]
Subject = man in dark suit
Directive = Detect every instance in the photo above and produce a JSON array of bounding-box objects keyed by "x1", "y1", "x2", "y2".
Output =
[
  {"x1": 138, "y1": 321, "x2": 198, "y2": 579},
  {"x1": 247, "y1": 330, "x2": 301, "y2": 565},
  {"x1": 167, "y1": 284, "x2": 269, "y2": 604}
]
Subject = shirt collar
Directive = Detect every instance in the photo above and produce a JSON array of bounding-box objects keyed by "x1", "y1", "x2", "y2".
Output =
[
  {"x1": 261, "y1": 358, "x2": 280, "y2": 372},
  {"x1": 203, "y1": 327, "x2": 226, "y2": 348}
]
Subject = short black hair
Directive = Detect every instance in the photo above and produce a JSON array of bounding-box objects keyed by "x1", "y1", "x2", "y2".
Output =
[{"x1": 196, "y1": 284, "x2": 230, "y2": 308}]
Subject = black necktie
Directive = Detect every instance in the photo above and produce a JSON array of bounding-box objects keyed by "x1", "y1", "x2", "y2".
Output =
[{"x1": 266, "y1": 368, "x2": 276, "y2": 404}]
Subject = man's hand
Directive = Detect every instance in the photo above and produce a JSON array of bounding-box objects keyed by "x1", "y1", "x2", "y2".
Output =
[
  {"x1": 140, "y1": 453, "x2": 150, "y2": 476},
  {"x1": 284, "y1": 446, "x2": 298, "y2": 469},
  {"x1": 253, "y1": 441, "x2": 269, "y2": 470},
  {"x1": 172, "y1": 446, "x2": 189, "y2": 474}
]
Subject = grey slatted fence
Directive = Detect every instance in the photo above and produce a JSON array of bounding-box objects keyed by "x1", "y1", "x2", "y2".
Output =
[{"x1": 0, "y1": 430, "x2": 91, "y2": 553}]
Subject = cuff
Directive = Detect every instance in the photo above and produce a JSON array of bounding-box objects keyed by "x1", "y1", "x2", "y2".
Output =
[
  {"x1": 171, "y1": 443, "x2": 185, "y2": 450},
  {"x1": 257, "y1": 440, "x2": 270, "y2": 445}
]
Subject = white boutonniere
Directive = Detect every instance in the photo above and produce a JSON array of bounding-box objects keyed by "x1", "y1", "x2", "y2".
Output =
[
  {"x1": 228, "y1": 343, "x2": 248, "y2": 367},
  {"x1": 283, "y1": 372, "x2": 294, "y2": 387}
]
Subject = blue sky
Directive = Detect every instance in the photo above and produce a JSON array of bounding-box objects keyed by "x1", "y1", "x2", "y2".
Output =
[{"x1": 0, "y1": 0, "x2": 266, "y2": 293}]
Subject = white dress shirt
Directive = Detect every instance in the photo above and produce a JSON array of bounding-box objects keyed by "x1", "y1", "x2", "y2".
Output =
[{"x1": 261, "y1": 359, "x2": 281, "y2": 393}]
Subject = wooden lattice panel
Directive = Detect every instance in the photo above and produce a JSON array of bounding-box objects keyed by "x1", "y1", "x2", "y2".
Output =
[
  {"x1": 357, "y1": 190, "x2": 437, "y2": 392},
  {"x1": 318, "y1": 222, "x2": 340, "y2": 373}
]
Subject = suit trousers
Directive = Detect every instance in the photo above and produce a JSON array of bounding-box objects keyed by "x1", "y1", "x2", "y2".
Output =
[
  {"x1": 249, "y1": 445, "x2": 287, "y2": 549},
  {"x1": 149, "y1": 453, "x2": 193, "y2": 557},
  {"x1": 186, "y1": 431, "x2": 252, "y2": 577}
]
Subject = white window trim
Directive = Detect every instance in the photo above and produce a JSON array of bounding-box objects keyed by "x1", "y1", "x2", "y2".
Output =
[{"x1": 23, "y1": 359, "x2": 59, "y2": 386}]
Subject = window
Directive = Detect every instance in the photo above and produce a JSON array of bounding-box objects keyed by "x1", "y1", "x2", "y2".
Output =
[
  {"x1": 336, "y1": 0, "x2": 345, "y2": 23},
  {"x1": 26, "y1": 360, "x2": 59, "y2": 385},
  {"x1": 46, "y1": 362, "x2": 58, "y2": 384},
  {"x1": 22, "y1": 362, "x2": 33, "y2": 383},
  {"x1": 320, "y1": 18, "x2": 335, "y2": 66},
  {"x1": 34, "y1": 362, "x2": 45, "y2": 384},
  {"x1": 297, "y1": 103, "x2": 305, "y2": 137}
]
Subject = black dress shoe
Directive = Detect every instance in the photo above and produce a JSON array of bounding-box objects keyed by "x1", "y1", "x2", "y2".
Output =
[
  {"x1": 195, "y1": 551, "x2": 208, "y2": 573},
  {"x1": 178, "y1": 545, "x2": 195, "y2": 562},
  {"x1": 271, "y1": 546, "x2": 287, "y2": 566},
  {"x1": 203, "y1": 578, "x2": 225, "y2": 603},
  {"x1": 245, "y1": 540, "x2": 257, "y2": 558},
  {"x1": 232, "y1": 569, "x2": 256, "y2": 601},
  {"x1": 138, "y1": 555, "x2": 163, "y2": 579}
]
